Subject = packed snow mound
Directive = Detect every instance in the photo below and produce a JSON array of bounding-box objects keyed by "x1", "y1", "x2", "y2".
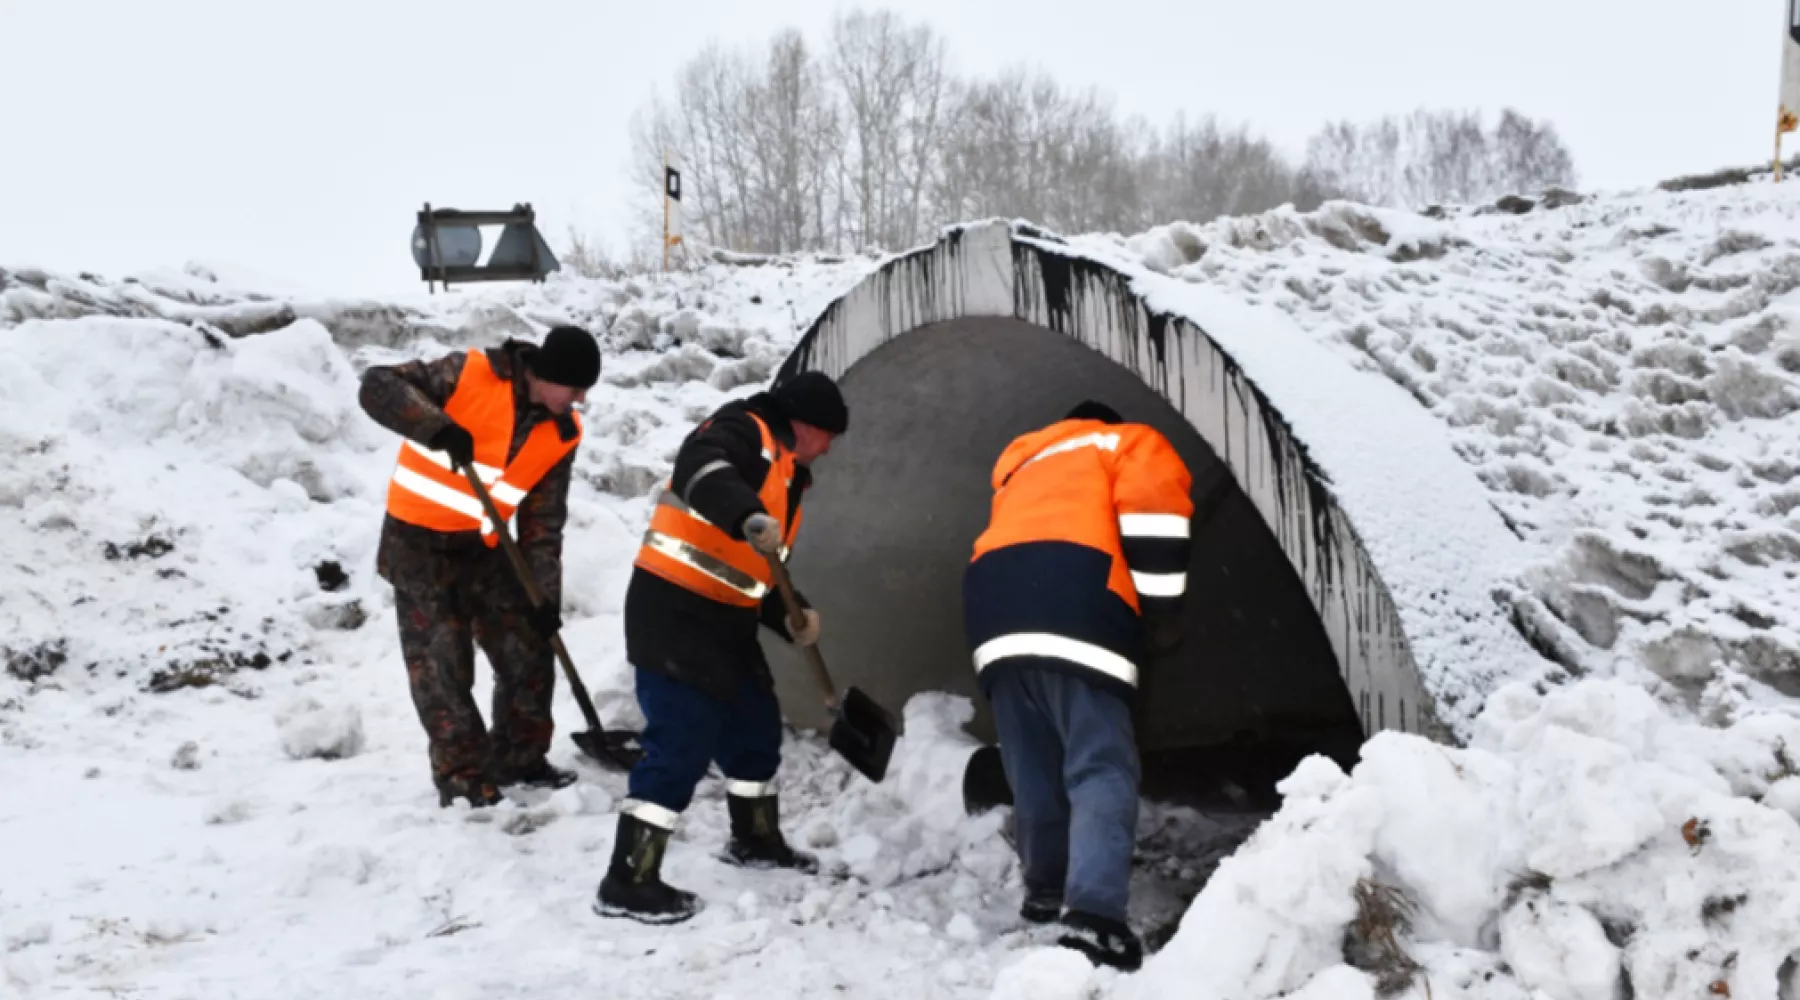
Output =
[
  {"x1": 1127, "y1": 676, "x2": 1800, "y2": 1000},
  {"x1": 1070, "y1": 185, "x2": 1800, "y2": 718},
  {"x1": 0, "y1": 256, "x2": 874, "y2": 700},
  {"x1": 276, "y1": 697, "x2": 366, "y2": 761}
]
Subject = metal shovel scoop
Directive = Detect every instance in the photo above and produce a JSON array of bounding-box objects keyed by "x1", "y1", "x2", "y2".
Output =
[{"x1": 763, "y1": 552, "x2": 898, "y2": 783}]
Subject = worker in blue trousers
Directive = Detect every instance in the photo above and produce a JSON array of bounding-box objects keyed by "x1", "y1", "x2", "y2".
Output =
[
  {"x1": 594, "y1": 372, "x2": 848, "y2": 925},
  {"x1": 963, "y1": 400, "x2": 1194, "y2": 971}
]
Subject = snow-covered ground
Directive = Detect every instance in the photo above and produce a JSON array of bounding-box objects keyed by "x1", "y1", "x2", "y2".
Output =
[
  {"x1": 1091, "y1": 186, "x2": 1800, "y2": 711},
  {"x1": 6, "y1": 175, "x2": 1800, "y2": 999}
]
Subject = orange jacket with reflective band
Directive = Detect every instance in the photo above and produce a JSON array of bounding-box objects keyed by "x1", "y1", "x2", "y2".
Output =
[
  {"x1": 971, "y1": 419, "x2": 1194, "y2": 614},
  {"x1": 634, "y1": 412, "x2": 802, "y2": 607},
  {"x1": 384, "y1": 349, "x2": 583, "y2": 546}
]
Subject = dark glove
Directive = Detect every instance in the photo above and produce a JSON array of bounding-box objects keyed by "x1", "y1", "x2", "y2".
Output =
[
  {"x1": 526, "y1": 603, "x2": 562, "y2": 639},
  {"x1": 429, "y1": 422, "x2": 476, "y2": 471}
]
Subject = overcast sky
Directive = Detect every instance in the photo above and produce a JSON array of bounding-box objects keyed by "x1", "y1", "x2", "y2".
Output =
[{"x1": 0, "y1": 0, "x2": 1783, "y2": 299}]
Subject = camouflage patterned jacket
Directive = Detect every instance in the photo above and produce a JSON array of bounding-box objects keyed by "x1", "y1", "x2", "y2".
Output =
[{"x1": 358, "y1": 340, "x2": 577, "y2": 604}]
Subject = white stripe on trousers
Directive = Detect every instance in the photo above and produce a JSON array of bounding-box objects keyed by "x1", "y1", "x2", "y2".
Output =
[
  {"x1": 623, "y1": 798, "x2": 680, "y2": 829},
  {"x1": 727, "y1": 780, "x2": 776, "y2": 798}
]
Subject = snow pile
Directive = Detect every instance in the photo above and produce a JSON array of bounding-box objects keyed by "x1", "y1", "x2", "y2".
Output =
[
  {"x1": 990, "y1": 947, "x2": 1102, "y2": 1000},
  {"x1": 1073, "y1": 184, "x2": 1800, "y2": 715},
  {"x1": 276, "y1": 697, "x2": 366, "y2": 761},
  {"x1": 1129, "y1": 676, "x2": 1800, "y2": 1000},
  {"x1": 0, "y1": 313, "x2": 384, "y2": 704},
  {"x1": 0, "y1": 254, "x2": 874, "y2": 705}
]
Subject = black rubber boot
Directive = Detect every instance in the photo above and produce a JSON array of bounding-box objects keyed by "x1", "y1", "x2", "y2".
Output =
[
  {"x1": 721, "y1": 792, "x2": 819, "y2": 874},
  {"x1": 436, "y1": 772, "x2": 503, "y2": 809},
  {"x1": 1020, "y1": 891, "x2": 1062, "y2": 924},
  {"x1": 594, "y1": 812, "x2": 702, "y2": 925},
  {"x1": 495, "y1": 758, "x2": 577, "y2": 790},
  {"x1": 1057, "y1": 910, "x2": 1144, "y2": 972}
]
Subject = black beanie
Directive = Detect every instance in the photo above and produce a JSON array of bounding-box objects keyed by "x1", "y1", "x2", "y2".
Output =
[
  {"x1": 1066, "y1": 399, "x2": 1122, "y2": 424},
  {"x1": 528, "y1": 326, "x2": 601, "y2": 389},
  {"x1": 771, "y1": 371, "x2": 848, "y2": 434}
]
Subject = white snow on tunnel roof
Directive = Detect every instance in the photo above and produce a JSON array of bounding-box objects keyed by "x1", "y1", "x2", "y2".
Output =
[{"x1": 787, "y1": 219, "x2": 1553, "y2": 742}]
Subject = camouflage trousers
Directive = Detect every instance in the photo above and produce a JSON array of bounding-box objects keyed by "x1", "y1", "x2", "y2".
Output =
[{"x1": 392, "y1": 555, "x2": 556, "y2": 785}]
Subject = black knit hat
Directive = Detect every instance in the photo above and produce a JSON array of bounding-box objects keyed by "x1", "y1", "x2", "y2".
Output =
[
  {"x1": 528, "y1": 326, "x2": 601, "y2": 388},
  {"x1": 771, "y1": 371, "x2": 848, "y2": 434},
  {"x1": 1066, "y1": 399, "x2": 1122, "y2": 424}
]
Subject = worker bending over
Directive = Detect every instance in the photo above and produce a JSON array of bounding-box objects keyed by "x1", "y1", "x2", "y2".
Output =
[{"x1": 963, "y1": 400, "x2": 1194, "y2": 971}]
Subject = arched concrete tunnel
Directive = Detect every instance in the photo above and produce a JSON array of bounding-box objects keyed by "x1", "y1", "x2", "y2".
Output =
[{"x1": 757, "y1": 220, "x2": 1545, "y2": 798}]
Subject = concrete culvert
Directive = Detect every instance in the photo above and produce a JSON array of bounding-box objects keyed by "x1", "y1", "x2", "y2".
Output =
[{"x1": 758, "y1": 220, "x2": 1549, "y2": 804}]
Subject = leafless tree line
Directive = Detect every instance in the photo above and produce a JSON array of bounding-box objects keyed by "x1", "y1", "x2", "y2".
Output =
[
  {"x1": 623, "y1": 8, "x2": 1579, "y2": 257},
  {"x1": 1303, "y1": 108, "x2": 1577, "y2": 210}
]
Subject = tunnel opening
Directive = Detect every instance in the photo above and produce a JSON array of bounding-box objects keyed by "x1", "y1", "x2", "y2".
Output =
[
  {"x1": 763, "y1": 317, "x2": 1368, "y2": 803},
  {"x1": 753, "y1": 218, "x2": 1546, "y2": 947}
]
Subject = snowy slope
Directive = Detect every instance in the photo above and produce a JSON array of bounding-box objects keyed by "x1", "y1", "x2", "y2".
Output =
[
  {"x1": 6, "y1": 177, "x2": 1800, "y2": 1000},
  {"x1": 1087, "y1": 186, "x2": 1800, "y2": 716}
]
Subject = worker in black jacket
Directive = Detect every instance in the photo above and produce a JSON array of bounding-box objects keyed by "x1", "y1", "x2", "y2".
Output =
[{"x1": 594, "y1": 371, "x2": 848, "y2": 924}]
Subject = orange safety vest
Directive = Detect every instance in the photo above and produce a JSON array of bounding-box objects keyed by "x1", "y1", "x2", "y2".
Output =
[
  {"x1": 971, "y1": 419, "x2": 1194, "y2": 615},
  {"x1": 385, "y1": 349, "x2": 583, "y2": 546},
  {"x1": 634, "y1": 412, "x2": 802, "y2": 607}
]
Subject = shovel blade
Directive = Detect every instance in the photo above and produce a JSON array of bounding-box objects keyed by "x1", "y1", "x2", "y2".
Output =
[
  {"x1": 571, "y1": 728, "x2": 644, "y2": 773},
  {"x1": 828, "y1": 686, "x2": 898, "y2": 783}
]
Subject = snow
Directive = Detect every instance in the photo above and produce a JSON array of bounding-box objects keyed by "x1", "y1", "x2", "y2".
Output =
[
  {"x1": 276, "y1": 697, "x2": 367, "y2": 761},
  {"x1": 1072, "y1": 190, "x2": 1800, "y2": 713},
  {"x1": 7, "y1": 176, "x2": 1800, "y2": 998},
  {"x1": 1130, "y1": 677, "x2": 1800, "y2": 1000},
  {"x1": 1021, "y1": 224, "x2": 1546, "y2": 737}
]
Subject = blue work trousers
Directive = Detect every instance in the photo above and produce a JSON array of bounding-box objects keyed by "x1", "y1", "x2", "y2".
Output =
[
  {"x1": 627, "y1": 666, "x2": 783, "y2": 814},
  {"x1": 987, "y1": 663, "x2": 1140, "y2": 924}
]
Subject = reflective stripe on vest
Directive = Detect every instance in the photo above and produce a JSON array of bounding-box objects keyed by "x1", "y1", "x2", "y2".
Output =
[
  {"x1": 640, "y1": 529, "x2": 770, "y2": 601},
  {"x1": 973, "y1": 420, "x2": 1193, "y2": 615},
  {"x1": 971, "y1": 632, "x2": 1140, "y2": 688},
  {"x1": 1014, "y1": 431, "x2": 1121, "y2": 478},
  {"x1": 384, "y1": 349, "x2": 582, "y2": 545},
  {"x1": 633, "y1": 412, "x2": 800, "y2": 607}
]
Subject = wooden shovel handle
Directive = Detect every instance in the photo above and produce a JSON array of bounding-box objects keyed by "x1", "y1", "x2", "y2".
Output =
[
  {"x1": 761, "y1": 549, "x2": 839, "y2": 708},
  {"x1": 459, "y1": 462, "x2": 605, "y2": 733}
]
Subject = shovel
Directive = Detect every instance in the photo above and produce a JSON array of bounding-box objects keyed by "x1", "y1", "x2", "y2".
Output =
[
  {"x1": 460, "y1": 463, "x2": 644, "y2": 772},
  {"x1": 762, "y1": 551, "x2": 898, "y2": 783}
]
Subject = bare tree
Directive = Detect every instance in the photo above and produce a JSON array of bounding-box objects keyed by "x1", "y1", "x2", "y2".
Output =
[
  {"x1": 1492, "y1": 108, "x2": 1578, "y2": 194},
  {"x1": 1141, "y1": 113, "x2": 1318, "y2": 224},
  {"x1": 933, "y1": 69, "x2": 1144, "y2": 233},
  {"x1": 828, "y1": 10, "x2": 951, "y2": 249},
  {"x1": 1303, "y1": 117, "x2": 1405, "y2": 207},
  {"x1": 628, "y1": 34, "x2": 842, "y2": 255},
  {"x1": 1403, "y1": 109, "x2": 1491, "y2": 206},
  {"x1": 626, "y1": 44, "x2": 758, "y2": 250},
  {"x1": 740, "y1": 30, "x2": 829, "y2": 252},
  {"x1": 1303, "y1": 107, "x2": 1577, "y2": 209},
  {"x1": 625, "y1": 9, "x2": 1583, "y2": 256}
]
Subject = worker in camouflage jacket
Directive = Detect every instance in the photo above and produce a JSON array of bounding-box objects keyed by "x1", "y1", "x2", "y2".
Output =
[{"x1": 358, "y1": 326, "x2": 601, "y2": 808}]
